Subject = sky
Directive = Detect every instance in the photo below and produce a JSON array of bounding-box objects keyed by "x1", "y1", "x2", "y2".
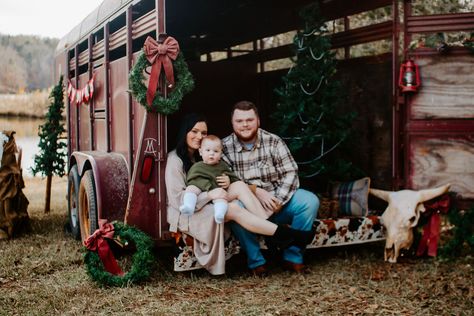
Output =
[{"x1": 0, "y1": 0, "x2": 104, "y2": 39}]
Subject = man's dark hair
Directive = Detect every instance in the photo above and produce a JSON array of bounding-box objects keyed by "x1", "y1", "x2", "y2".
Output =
[{"x1": 231, "y1": 100, "x2": 259, "y2": 120}]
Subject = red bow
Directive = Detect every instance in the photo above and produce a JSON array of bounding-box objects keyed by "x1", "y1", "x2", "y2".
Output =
[
  {"x1": 143, "y1": 36, "x2": 180, "y2": 106},
  {"x1": 416, "y1": 194, "x2": 450, "y2": 257},
  {"x1": 85, "y1": 219, "x2": 124, "y2": 276}
]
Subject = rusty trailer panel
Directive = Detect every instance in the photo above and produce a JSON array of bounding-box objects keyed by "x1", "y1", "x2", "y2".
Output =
[{"x1": 408, "y1": 136, "x2": 474, "y2": 199}]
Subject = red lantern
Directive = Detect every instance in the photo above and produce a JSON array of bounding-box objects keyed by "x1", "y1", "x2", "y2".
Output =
[{"x1": 398, "y1": 59, "x2": 421, "y2": 93}]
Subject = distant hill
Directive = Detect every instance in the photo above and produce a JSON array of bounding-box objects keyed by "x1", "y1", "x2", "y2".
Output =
[{"x1": 0, "y1": 34, "x2": 59, "y2": 93}]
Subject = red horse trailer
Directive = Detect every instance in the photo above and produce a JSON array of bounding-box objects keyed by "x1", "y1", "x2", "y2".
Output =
[
  {"x1": 56, "y1": 0, "x2": 474, "y2": 246},
  {"x1": 57, "y1": 0, "x2": 170, "y2": 242}
]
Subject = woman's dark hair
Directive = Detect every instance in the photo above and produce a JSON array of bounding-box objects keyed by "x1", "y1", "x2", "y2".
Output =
[{"x1": 175, "y1": 113, "x2": 207, "y2": 172}]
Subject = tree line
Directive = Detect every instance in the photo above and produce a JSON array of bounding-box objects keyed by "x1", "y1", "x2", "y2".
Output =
[{"x1": 0, "y1": 34, "x2": 58, "y2": 94}]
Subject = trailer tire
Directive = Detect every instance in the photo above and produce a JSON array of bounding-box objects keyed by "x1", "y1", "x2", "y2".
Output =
[
  {"x1": 78, "y1": 169, "x2": 98, "y2": 242},
  {"x1": 67, "y1": 165, "x2": 81, "y2": 240}
]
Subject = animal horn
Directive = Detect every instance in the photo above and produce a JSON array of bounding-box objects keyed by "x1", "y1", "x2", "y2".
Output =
[
  {"x1": 418, "y1": 184, "x2": 450, "y2": 203},
  {"x1": 369, "y1": 188, "x2": 391, "y2": 202}
]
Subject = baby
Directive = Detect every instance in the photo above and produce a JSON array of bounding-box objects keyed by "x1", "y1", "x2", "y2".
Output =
[{"x1": 180, "y1": 135, "x2": 266, "y2": 223}]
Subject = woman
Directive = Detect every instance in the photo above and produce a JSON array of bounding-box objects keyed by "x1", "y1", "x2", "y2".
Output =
[{"x1": 165, "y1": 113, "x2": 312, "y2": 275}]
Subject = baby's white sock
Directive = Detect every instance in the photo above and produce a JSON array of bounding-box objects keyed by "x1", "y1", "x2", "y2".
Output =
[
  {"x1": 180, "y1": 192, "x2": 197, "y2": 215},
  {"x1": 214, "y1": 200, "x2": 228, "y2": 224}
]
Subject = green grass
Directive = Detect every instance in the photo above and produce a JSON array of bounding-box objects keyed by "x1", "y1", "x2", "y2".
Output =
[{"x1": 0, "y1": 177, "x2": 472, "y2": 315}]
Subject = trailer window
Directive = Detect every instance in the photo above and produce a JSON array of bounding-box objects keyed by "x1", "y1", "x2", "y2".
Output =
[
  {"x1": 132, "y1": 32, "x2": 156, "y2": 53},
  {"x1": 110, "y1": 45, "x2": 126, "y2": 62},
  {"x1": 110, "y1": 12, "x2": 126, "y2": 34},
  {"x1": 349, "y1": 6, "x2": 392, "y2": 29},
  {"x1": 411, "y1": 0, "x2": 474, "y2": 15},
  {"x1": 132, "y1": 0, "x2": 155, "y2": 21},
  {"x1": 350, "y1": 39, "x2": 392, "y2": 59},
  {"x1": 78, "y1": 39, "x2": 88, "y2": 55},
  {"x1": 68, "y1": 49, "x2": 75, "y2": 77},
  {"x1": 260, "y1": 57, "x2": 294, "y2": 73},
  {"x1": 94, "y1": 29, "x2": 104, "y2": 45}
]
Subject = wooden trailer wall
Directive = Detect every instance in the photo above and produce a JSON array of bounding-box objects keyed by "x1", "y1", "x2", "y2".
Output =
[
  {"x1": 404, "y1": 51, "x2": 474, "y2": 200},
  {"x1": 400, "y1": 7, "x2": 474, "y2": 204}
]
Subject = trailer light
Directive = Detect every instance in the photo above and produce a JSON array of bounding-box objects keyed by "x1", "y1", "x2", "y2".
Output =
[{"x1": 140, "y1": 155, "x2": 154, "y2": 183}]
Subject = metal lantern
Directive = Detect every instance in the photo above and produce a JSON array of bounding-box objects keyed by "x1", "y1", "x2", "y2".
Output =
[{"x1": 398, "y1": 59, "x2": 421, "y2": 93}]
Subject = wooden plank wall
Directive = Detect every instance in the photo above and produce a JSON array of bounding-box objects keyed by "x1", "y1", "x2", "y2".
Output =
[
  {"x1": 407, "y1": 53, "x2": 474, "y2": 200},
  {"x1": 410, "y1": 137, "x2": 474, "y2": 199},
  {"x1": 410, "y1": 55, "x2": 474, "y2": 119}
]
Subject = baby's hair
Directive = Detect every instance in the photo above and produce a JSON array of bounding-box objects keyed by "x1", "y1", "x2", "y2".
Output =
[{"x1": 201, "y1": 135, "x2": 222, "y2": 147}]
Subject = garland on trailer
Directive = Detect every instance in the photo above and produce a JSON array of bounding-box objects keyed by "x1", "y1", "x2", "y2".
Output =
[
  {"x1": 129, "y1": 36, "x2": 194, "y2": 114},
  {"x1": 67, "y1": 75, "x2": 95, "y2": 106},
  {"x1": 84, "y1": 220, "x2": 155, "y2": 287},
  {"x1": 409, "y1": 32, "x2": 474, "y2": 54}
]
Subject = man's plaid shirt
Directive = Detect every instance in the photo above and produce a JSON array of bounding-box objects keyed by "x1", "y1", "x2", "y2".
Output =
[{"x1": 222, "y1": 128, "x2": 299, "y2": 205}]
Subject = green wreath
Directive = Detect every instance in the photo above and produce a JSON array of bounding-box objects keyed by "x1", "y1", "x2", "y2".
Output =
[
  {"x1": 84, "y1": 221, "x2": 155, "y2": 287},
  {"x1": 129, "y1": 51, "x2": 194, "y2": 114}
]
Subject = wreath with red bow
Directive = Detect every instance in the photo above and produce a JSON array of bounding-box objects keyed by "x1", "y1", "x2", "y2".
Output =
[
  {"x1": 84, "y1": 221, "x2": 155, "y2": 287},
  {"x1": 129, "y1": 36, "x2": 194, "y2": 114}
]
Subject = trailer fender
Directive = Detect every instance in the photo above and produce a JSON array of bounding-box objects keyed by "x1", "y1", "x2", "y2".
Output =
[{"x1": 71, "y1": 151, "x2": 129, "y2": 223}]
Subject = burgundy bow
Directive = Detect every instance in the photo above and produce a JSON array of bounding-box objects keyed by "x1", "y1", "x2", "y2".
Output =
[
  {"x1": 85, "y1": 219, "x2": 124, "y2": 276},
  {"x1": 143, "y1": 36, "x2": 180, "y2": 106},
  {"x1": 416, "y1": 194, "x2": 451, "y2": 257}
]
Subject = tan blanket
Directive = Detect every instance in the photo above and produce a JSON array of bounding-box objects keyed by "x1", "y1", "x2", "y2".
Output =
[{"x1": 0, "y1": 131, "x2": 29, "y2": 239}]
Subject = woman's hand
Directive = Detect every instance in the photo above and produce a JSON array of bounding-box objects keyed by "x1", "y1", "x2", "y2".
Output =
[
  {"x1": 216, "y1": 174, "x2": 230, "y2": 189},
  {"x1": 208, "y1": 187, "x2": 228, "y2": 201},
  {"x1": 255, "y1": 188, "x2": 282, "y2": 213}
]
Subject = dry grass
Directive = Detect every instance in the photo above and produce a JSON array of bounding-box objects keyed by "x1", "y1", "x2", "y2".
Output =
[
  {"x1": 0, "y1": 91, "x2": 49, "y2": 118},
  {"x1": 0, "y1": 177, "x2": 473, "y2": 315}
]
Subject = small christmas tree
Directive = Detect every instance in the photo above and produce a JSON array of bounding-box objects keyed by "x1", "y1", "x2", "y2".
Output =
[
  {"x1": 273, "y1": 3, "x2": 356, "y2": 182},
  {"x1": 32, "y1": 76, "x2": 66, "y2": 213}
]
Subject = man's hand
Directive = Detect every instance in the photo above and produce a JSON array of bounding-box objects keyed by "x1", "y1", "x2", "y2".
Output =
[
  {"x1": 216, "y1": 174, "x2": 230, "y2": 189},
  {"x1": 255, "y1": 187, "x2": 282, "y2": 213},
  {"x1": 208, "y1": 188, "x2": 228, "y2": 201}
]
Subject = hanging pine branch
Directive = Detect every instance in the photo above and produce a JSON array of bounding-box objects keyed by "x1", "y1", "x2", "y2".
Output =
[
  {"x1": 273, "y1": 2, "x2": 356, "y2": 180},
  {"x1": 31, "y1": 75, "x2": 67, "y2": 213},
  {"x1": 440, "y1": 205, "x2": 474, "y2": 258}
]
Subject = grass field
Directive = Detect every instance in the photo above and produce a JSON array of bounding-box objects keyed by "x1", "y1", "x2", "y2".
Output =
[
  {"x1": 0, "y1": 176, "x2": 472, "y2": 315},
  {"x1": 0, "y1": 92, "x2": 49, "y2": 118}
]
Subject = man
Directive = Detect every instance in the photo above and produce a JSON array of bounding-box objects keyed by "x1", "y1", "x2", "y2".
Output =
[{"x1": 222, "y1": 101, "x2": 319, "y2": 275}]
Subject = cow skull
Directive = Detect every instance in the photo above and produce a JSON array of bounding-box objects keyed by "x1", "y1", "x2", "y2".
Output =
[{"x1": 370, "y1": 184, "x2": 450, "y2": 263}]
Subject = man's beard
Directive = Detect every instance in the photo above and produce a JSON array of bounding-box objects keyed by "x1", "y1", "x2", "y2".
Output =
[{"x1": 235, "y1": 129, "x2": 258, "y2": 143}]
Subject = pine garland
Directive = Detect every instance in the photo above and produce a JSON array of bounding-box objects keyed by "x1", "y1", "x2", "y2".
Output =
[
  {"x1": 84, "y1": 222, "x2": 155, "y2": 287},
  {"x1": 409, "y1": 32, "x2": 474, "y2": 54},
  {"x1": 440, "y1": 206, "x2": 474, "y2": 258},
  {"x1": 129, "y1": 51, "x2": 194, "y2": 114}
]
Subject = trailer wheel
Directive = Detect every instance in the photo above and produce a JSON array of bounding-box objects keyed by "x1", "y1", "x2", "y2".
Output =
[
  {"x1": 67, "y1": 165, "x2": 81, "y2": 240},
  {"x1": 78, "y1": 169, "x2": 98, "y2": 242}
]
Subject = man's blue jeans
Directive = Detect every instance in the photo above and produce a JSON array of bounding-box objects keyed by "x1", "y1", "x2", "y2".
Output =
[{"x1": 230, "y1": 188, "x2": 319, "y2": 269}]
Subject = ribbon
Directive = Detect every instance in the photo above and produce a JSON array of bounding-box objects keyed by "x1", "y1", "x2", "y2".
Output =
[
  {"x1": 84, "y1": 219, "x2": 124, "y2": 276},
  {"x1": 416, "y1": 194, "x2": 450, "y2": 257},
  {"x1": 143, "y1": 36, "x2": 179, "y2": 106}
]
